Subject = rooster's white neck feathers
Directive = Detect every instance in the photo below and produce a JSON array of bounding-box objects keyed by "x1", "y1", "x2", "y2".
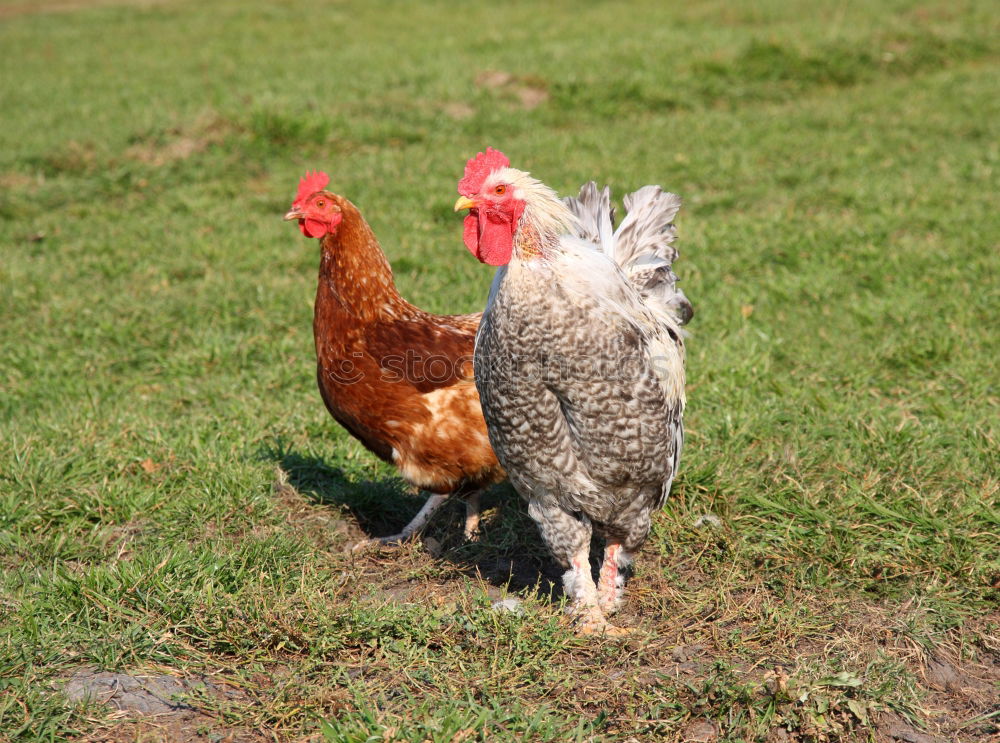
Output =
[{"x1": 485, "y1": 168, "x2": 579, "y2": 256}]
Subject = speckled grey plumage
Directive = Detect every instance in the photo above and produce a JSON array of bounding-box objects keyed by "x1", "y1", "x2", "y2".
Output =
[
  {"x1": 476, "y1": 272, "x2": 680, "y2": 559},
  {"x1": 475, "y1": 184, "x2": 688, "y2": 571}
]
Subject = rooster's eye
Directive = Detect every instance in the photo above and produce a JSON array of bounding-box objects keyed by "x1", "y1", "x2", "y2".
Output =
[{"x1": 494, "y1": 185, "x2": 506, "y2": 195}]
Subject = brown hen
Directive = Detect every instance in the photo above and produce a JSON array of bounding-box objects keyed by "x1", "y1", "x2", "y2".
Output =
[{"x1": 284, "y1": 171, "x2": 504, "y2": 546}]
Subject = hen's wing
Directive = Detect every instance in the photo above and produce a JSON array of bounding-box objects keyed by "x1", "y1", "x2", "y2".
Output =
[
  {"x1": 361, "y1": 314, "x2": 478, "y2": 394},
  {"x1": 438, "y1": 312, "x2": 482, "y2": 337}
]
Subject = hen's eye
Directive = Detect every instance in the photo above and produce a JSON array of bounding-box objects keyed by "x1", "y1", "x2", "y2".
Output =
[
  {"x1": 316, "y1": 200, "x2": 325, "y2": 208},
  {"x1": 494, "y1": 185, "x2": 506, "y2": 195}
]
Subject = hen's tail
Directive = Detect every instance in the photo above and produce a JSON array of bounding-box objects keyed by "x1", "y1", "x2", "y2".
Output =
[{"x1": 564, "y1": 182, "x2": 693, "y2": 327}]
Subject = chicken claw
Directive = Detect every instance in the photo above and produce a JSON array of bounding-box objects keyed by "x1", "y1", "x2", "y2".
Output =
[
  {"x1": 351, "y1": 491, "x2": 486, "y2": 551},
  {"x1": 349, "y1": 494, "x2": 448, "y2": 552},
  {"x1": 350, "y1": 534, "x2": 412, "y2": 552},
  {"x1": 571, "y1": 605, "x2": 631, "y2": 637}
]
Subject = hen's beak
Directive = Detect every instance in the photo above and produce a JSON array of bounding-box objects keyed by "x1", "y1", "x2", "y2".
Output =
[
  {"x1": 454, "y1": 196, "x2": 477, "y2": 212},
  {"x1": 283, "y1": 208, "x2": 304, "y2": 221}
]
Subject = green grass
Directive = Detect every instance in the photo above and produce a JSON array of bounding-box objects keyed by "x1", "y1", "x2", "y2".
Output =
[{"x1": 1, "y1": 0, "x2": 998, "y2": 740}]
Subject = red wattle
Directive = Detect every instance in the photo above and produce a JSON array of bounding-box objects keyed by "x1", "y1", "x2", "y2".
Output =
[
  {"x1": 303, "y1": 218, "x2": 328, "y2": 238},
  {"x1": 464, "y1": 211, "x2": 513, "y2": 266},
  {"x1": 462, "y1": 214, "x2": 479, "y2": 257}
]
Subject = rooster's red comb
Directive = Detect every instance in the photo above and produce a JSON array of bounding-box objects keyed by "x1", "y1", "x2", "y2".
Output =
[
  {"x1": 294, "y1": 170, "x2": 330, "y2": 207},
  {"x1": 458, "y1": 147, "x2": 510, "y2": 196}
]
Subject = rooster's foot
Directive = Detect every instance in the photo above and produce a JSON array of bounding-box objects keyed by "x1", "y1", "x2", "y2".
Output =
[{"x1": 568, "y1": 603, "x2": 630, "y2": 637}]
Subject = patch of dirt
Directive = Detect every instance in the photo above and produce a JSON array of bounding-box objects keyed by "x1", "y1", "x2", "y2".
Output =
[
  {"x1": 765, "y1": 727, "x2": 794, "y2": 743},
  {"x1": 475, "y1": 70, "x2": 516, "y2": 89},
  {"x1": 124, "y1": 115, "x2": 237, "y2": 168},
  {"x1": 633, "y1": 643, "x2": 712, "y2": 687},
  {"x1": 475, "y1": 69, "x2": 549, "y2": 110},
  {"x1": 0, "y1": 0, "x2": 169, "y2": 19},
  {"x1": 0, "y1": 171, "x2": 40, "y2": 191},
  {"x1": 65, "y1": 667, "x2": 267, "y2": 743},
  {"x1": 41, "y1": 140, "x2": 100, "y2": 174},
  {"x1": 922, "y1": 650, "x2": 987, "y2": 693},
  {"x1": 442, "y1": 102, "x2": 476, "y2": 120},
  {"x1": 125, "y1": 137, "x2": 204, "y2": 167},
  {"x1": 875, "y1": 711, "x2": 947, "y2": 743},
  {"x1": 681, "y1": 719, "x2": 719, "y2": 741},
  {"x1": 906, "y1": 639, "x2": 1000, "y2": 742}
]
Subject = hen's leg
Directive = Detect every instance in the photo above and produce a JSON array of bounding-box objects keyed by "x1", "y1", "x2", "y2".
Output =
[
  {"x1": 352, "y1": 493, "x2": 447, "y2": 550},
  {"x1": 597, "y1": 542, "x2": 632, "y2": 616},
  {"x1": 463, "y1": 491, "x2": 482, "y2": 541}
]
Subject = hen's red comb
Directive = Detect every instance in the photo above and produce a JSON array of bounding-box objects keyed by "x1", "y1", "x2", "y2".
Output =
[
  {"x1": 458, "y1": 147, "x2": 510, "y2": 196},
  {"x1": 293, "y1": 170, "x2": 330, "y2": 207}
]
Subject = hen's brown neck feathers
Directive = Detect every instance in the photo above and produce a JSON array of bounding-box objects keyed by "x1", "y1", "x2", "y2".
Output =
[{"x1": 316, "y1": 197, "x2": 410, "y2": 321}]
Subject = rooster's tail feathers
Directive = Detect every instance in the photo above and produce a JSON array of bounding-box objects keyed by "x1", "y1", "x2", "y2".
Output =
[
  {"x1": 563, "y1": 182, "x2": 693, "y2": 327},
  {"x1": 563, "y1": 182, "x2": 615, "y2": 256},
  {"x1": 615, "y1": 186, "x2": 682, "y2": 267}
]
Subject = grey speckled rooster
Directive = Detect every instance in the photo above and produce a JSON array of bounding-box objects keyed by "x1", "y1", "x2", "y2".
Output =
[{"x1": 454, "y1": 148, "x2": 692, "y2": 634}]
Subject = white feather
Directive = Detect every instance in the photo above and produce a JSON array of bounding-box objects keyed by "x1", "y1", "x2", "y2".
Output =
[
  {"x1": 547, "y1": 234, "x2": 686, "y2": 406},
  {"x1": 564, "y1": 181, "x2": 693, "y2": 328}
]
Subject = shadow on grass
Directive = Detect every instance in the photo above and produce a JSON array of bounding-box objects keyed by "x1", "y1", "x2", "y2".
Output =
[
  {"x1": 260, "y1": 444, "x2": 417, "y2": 538},
  {"x1": 257, "y1": 443, "x2": 565, "y2": 603},
  {"x1": 439, "y1": 484, "x2": 566, "y2": 603}
]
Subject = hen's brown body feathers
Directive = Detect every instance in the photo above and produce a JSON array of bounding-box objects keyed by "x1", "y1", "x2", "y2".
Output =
[{"x1": 308, "y1": 195, "x2": 503, "y2": 538}]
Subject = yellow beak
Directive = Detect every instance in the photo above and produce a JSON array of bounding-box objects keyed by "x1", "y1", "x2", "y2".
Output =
[{"x1": 454, "y1": 196, "x2": 477, "y2": 212}]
